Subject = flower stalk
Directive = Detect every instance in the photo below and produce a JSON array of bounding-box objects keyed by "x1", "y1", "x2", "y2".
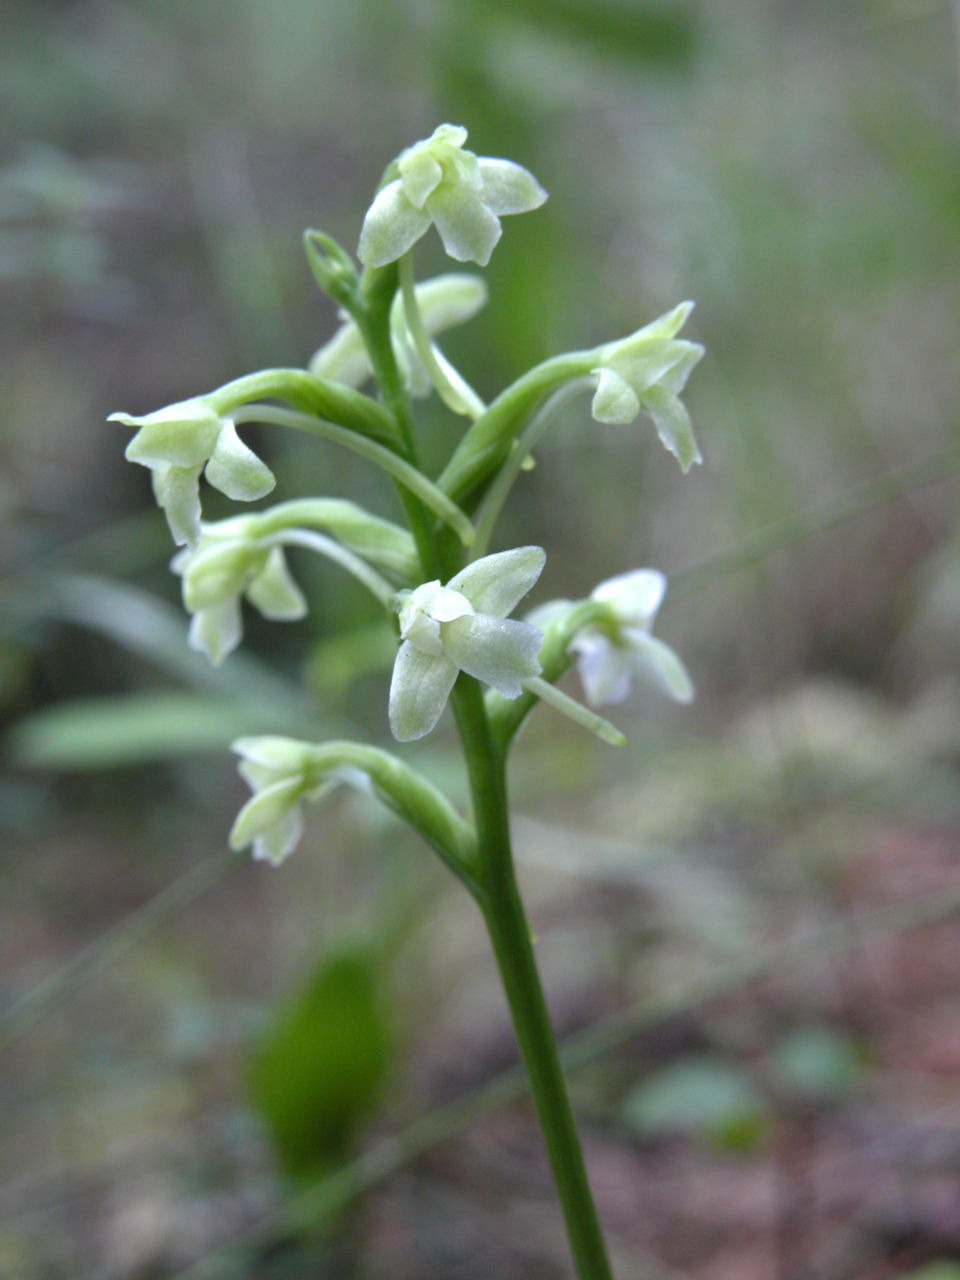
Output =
[{"x1": 111, "y1": 123, "x2": 706, "y2": 1280}]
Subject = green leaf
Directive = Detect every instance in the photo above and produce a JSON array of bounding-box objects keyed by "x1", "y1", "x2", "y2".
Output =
[
  {"x1": 247, "y1": 945, "x2": 393, "y2": 1185},
  {"x1": 771, "y1": 1026, "x2": 862, "y2": 1102},
  {"x1": 7, "y1": 691, "x2": 260, "y2": 769},
  {"x1": 621, "y1": 1056, "x2": 768, "y2": 1152}
]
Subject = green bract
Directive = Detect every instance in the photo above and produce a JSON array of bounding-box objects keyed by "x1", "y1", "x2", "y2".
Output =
[
  {"x1": 110, "y1": 399, "x2": 274, "y2": 545},
  {"x1": 389, "y1": 547, "x2": 546, "y2": 742},
  {"x1": 310, "y1": 272, "x2": 487, "y2": 398},
  {"x1": 357, "y1": 124, "x2": 547, "y2": 268},
  {"x1": 591, "y1": 302, "x2": 705, "y2": 473},
  {"x1": 533, "y1": 569, "x2": 694, "y2": 708}
]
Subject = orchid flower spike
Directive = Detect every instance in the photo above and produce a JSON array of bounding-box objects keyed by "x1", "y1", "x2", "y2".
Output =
[
  {"x1": 172, "y1": 517, "x2": 306, "y2": 665},
  {"x1": 358, "y1": 124, "x2": 547, "y2": 269},
  {"x1": 310, "y1": 273, "x2": 487, "y2": 397},
  {"x1": 110, "y1": 399, "x2": 274, "y2": 546},
  {"x1": 390, "y1": 546, "x2": 546, "y2": 741},
  {"x1": 533, "y1": 569, "x2": 694, "y2": 708},
  {"x1": 591, "y1": 302, "x2": 705, "y2": 472}
]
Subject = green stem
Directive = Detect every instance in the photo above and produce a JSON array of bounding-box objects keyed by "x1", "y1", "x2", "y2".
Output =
[
  {"x1": 230, "y1": 405, "x2": 474, "y2": 547},
  {"x1": 452, "y1": 677, "x2": 615, "y2": 1280},
  {"x1": 276, "y1": 529, "x2": 396, "y2": 605}
]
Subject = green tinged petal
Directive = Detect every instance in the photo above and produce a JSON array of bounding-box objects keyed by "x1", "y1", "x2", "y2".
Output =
[
  {"x1": 428, "y1": 184, "x2": 502, "y2": 266},
  {"x1": 188, "y1": 598, "x2": 243, "y2": 665},
  {"x1": 441, "y1": 615, "x2": 542, "y2": 698},
  {"x1": 626, "y1": 630, "x2": 695, "y2": 703},
  {"x1": 357, "y1": 180, "x2": 431, "y2": 268},
  {"x1": 641, "y1": 386, "x2": 702, "y2": 472},
  {"x1": 204, "y1": 419, "x2": 275, "y2": 501},
  {"x1": 180, "y1": 540, "x2": 253, "y2": 611},
  {"x1": 388, "y1": 642, "x2": 459, "y2": 741},
  {"x1": 152, "y1": 464, "x2": 203, "y2": 546},
  {"x1": 246, "y1": 547, "x2": 309, "y2": 620},
  {"x1": 399, "y1": 149, "x2": 443, "y2": 209},
  {"x1": 477, "y1": 158, "x2": 547, "y2": 215},
  {"x1": 448, "y1": 546, "x2": 546, "y2": 617},
  {"x1": 591, "y1": 367, "x2": 640, "y2": 425},
  {"x1": 115, "y1": 399, "x2": 221, "y2": 469}
]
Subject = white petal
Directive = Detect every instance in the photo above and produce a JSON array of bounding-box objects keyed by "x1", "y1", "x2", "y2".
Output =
[
  {"x1": 152, "y1": 464, "x2": 203, "y2": 546},
  {"x1": 570, "y1": 631, "x2": 634, "y2": 707},
  {"x1": 204, "y1": 420, "x2": 275, "y2": 501},
  {"x1": 246, "y1": 547, "x2": 308, "y2": 620},
  {"x1": 388, "y1": 642, "x2": 459, "y2": 741},
  {"x1": 252, "y1": 804, "x2": 304, "y2": 866},
  {"x1": 447, "y1": 546, "x2": 546, "y2": 617},
  {"x1": 441, "y1": 614, "x2": 542, "y2": 698},
  {"x1": 478, "y1": 158, "x2": 547, "y2": 215},
  {"x1": 187, "y1": 598, "x2": 243, "y2": 665},
  {"x1": 233, "y1": 736, "x2": 314, "y2": 782},
  {"x1": 591, "y1": 367, "x2": 640, "y2": 425},
  {"x1": 399, "y1": 149, "x2": 443, "y2": 209},
  {"x1": 357, "y1": 180, "x2": 432, "y2": 268},
  {"x1": 181, "y1": 540, "x2": 252, "y2": 610},
  {"x1": 641, "y1": 386, "x2": 702, "y2": 473},
  {"x1": 592, "y1": 569, "x2": 666, "y2": 627},
  {"x1": 229, "y1": 775, "x2": 302, "y2": 850},
  {"x1": 308, "y1": 319, "x2": 372, "y2": 388},
  {"x1": 404, "y1": 273, "x2": 488, "y2": 337},
  {"x1": 626, "y1": 630, "x2": 695, "y2": 704},
  {"x1": 428, "y1": 185, "x2": 502, "y2": 266},
  {"x1": 117, "y1": 400, "x2": 221, "y2": 469}
]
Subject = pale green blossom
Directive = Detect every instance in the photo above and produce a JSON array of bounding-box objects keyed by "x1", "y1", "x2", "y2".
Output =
[
  {"x1": 531, "y1": 569, "x2": 693, "y2": 708},
  {"x1": 171, "y1": 519, "x2": 307, "y2": 666},
  {"x1": 390, "y1": 547, "x2": 545, "y2": 741},
  {"x1": 591, "y1": 302, "x2": 704, "y2": 472},
  {"x1": 110, "y1": 399, "x2": 273, "y2": 545},
  {"x1": 358, "y1": 124, "x2": 547, "y2": 269}
]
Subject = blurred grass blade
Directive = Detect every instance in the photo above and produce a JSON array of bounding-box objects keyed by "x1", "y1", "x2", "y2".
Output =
[{"x1": 8, "y1": 690, "x2": 267, "y2": 769}]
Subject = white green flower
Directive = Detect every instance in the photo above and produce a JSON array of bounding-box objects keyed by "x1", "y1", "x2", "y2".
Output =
[
  {"x1": 172, "y1": 519, "x2": 306, "y2": 665},
  {"x1": 310, "y1": 272, "x2": 487, "y2": 397},
  {"x1": 358, "y1": 124, "x2": 547, "y2": 269},
  {"x1": 390, "y1": 546, "x2": 545, "y2": 741},
  {"x1": 591, "y1": 302, "x2": 704, "y2": 472},
  {"x1": 110, "y1": 398, "x2": 274, "y2": 545},
  {"x1": 534, "y1": 569, "x2": 693, "y2": 708},
  {"x1": 229, "y1": 737, "x2": 350, "y2": 865}
]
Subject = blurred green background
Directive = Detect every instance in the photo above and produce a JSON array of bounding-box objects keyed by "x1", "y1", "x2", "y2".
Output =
[{"x1": 3, "y1": 1, "x2": 960, "y2": 1277}]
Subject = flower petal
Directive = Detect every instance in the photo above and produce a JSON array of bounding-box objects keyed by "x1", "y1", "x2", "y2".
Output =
[
  {"x1": 116, "y1": 400, "x2": 221, "y2": 469},
  {"x1": 399, "y1": 148, "x2": 443, "y2": 209},
  {"x1": 428, "y1": 185, "x2": 502, "y2": 266},
  {"x1": 403, "y1": 273, "x2": 488, "y2": 337},
  {"x1": 308, "y1": 317, "x2": 372, "y2": 388},
  {"x1": 252, "y1": 804, "x2": 304, "y2": 866},
  {"x1": 441, "y1": 614, "x2": 542, "y2": 698},
  {"x1": 204, "y1": 420, "x2": 275, "y2": 501},
  {"x1": 180, "y1": 540, "x2": 253, "y2": 611},
  {"x1": 447, "y1": 546, "x2": 546, "y2": 617},
  {"x1": 152, "y1": 464, "x2": 203, "y2": 546},
  {"x1": 591, "y1": 367, "x2": 640, "y2": 425},
  {"x1": 246, "y1": 547, "x2": 308, "y2": 620},
  {"x1": 233, "y1": 734, "x2": 313, "y2": 773},
  {"x1": 570, "y1": 630, "x2": 634, "y2": 707},
  {"x1": 591, "y1": 569, "x2": 666, "y2": 627},
  {"x1": 626, "y1": 630, "x2": 695, "y2": 704},
  {"x1": 187, "y1": 598, "x2": 243, "y2": 665},
  {"x1": 478, "y1": 158, "x2": 548, "y2": 215},
  {"x1": 357, "y1": 179, "x2": 432, "y2": 268},
  {"x1": 641, "y1": 386, "x2": 702, "y2": 473},
  {"x1": 388, "y1": 642, "x2": 458, "y2": 741},
  {"x1": 230, "y1": 775, "x2": 303, "y2": 849}
]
